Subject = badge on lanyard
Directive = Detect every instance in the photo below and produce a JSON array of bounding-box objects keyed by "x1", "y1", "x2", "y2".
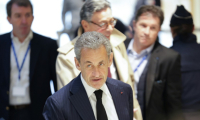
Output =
[{"x1": 12, "y1": 86, "x2": 26, "y2": 96}]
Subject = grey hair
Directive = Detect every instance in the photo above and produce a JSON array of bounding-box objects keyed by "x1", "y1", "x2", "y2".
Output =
[
  {"x1": 80, "y1": 0, "x2": 111, "y2": 22},
  {"x1": 74, "y1": 31, "x2": 111, "y2": 62}
]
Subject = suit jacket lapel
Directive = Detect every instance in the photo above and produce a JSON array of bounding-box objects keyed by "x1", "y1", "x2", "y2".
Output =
[
  {"x1": 30, "y1": 33, "x2": 41, "y2": 80},
  {"x1": 145, "y1": 41, "x2": 160, "y2": 107},
  {"x1": 124, "y1": 38, "x2": 132, "y2": 49},
  {"x1": 106, "y1": 78, "x2": 126, "y2": 120},
  {"x1": 69, "y1": 74, "x2": 95, "y2": 120}
]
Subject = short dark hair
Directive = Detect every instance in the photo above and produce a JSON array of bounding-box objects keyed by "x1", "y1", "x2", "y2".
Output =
[
  {"x1": 6, "y1": 0, "x2": 33, "y2": 17},
  {"x1": 134, "y1": 5, "x2": 164, "y2": 26},
  {"x1": 171, "y1": 24, "x2": 193, "y2": 36}
]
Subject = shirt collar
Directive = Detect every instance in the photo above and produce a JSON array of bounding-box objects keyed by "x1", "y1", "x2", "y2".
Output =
[
  {"x1": 127, "y1": 38, "x2": 155, "y2": 58},
  {"x1": 80, "y1": 74, "x2": 111, "y2": 98},
  {"x1": 11, "y1": 30, "x2": 33, "y2": 44}
]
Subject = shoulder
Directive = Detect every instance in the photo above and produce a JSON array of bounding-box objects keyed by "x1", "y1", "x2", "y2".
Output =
[
  {"x1": 49, "y1": 79, "x2": 73, "y2": 103},
  {"x1": 33, "y1": 32, "x2": 54, "y2": 40},
  {"x1": 32, "y1": 32, "x2": 58, "y2": 48},
  {"x1": 0, "y1": 33, "x2": 11, "y2": 50},
  {"x1": 153, "y1": 41, "x2": 180, "y2": 58},
  {"x1": 0, "y1": 32, "x2": 10, "y2": 41},
  {"x1": 107, "y1": 78, "x2": 132, "y2": 90},
  {"x1": 57, "y1": 36, "x2": 79, "y2": 55},
  {"x1": 33, "y1": 32, "x2": 56, "y2": 42},
  {"x1": 0, "y1": 32, "x2": 10, "y2": 37},
  {"x1": 110, "y1": 28, "x2": 126, "y2": 47}
]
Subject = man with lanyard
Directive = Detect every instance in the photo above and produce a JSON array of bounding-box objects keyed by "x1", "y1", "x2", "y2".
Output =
[
  {"x1": 124, "y1": 5, "x2": 183, "y2": 120},
  {"x1": 0, "y1": 0, "x2": 58, "y2": 120}
]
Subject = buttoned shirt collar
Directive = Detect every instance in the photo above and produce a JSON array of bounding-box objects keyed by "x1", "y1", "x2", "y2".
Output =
[
  {"x1": 127, "y1": 38, "x2": 155, "y2": 59},
  {"x1": 11, "y1": 30, "x2": 33, "y2": 44},
  {"x1": 81, "y1": 74, "x2": 111, "y2": 98}
]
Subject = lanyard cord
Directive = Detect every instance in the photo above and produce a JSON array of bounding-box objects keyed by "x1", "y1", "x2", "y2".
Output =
[
  {"x1": 134, "y1": 54, "x2": 148, "y2": 73},
  {"x1": 11, "y1": 40, "x2": 31, "y2": 80}
]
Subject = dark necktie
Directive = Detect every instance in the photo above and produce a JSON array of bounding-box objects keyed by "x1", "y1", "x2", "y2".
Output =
[{"x1": 94, "y1": 90, "x2": 108, "y2": 120}]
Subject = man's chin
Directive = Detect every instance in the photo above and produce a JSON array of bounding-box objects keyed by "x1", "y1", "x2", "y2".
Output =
[
  {"x1": 91, "y1": 81, "x2": 104, "y2": 89},
  {"x1": 106, "y1": 36, "x2": 110, "y2": 40}
]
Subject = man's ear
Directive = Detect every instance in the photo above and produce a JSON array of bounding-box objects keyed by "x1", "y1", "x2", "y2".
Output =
[
  {"x1": 32, "y1": 15, "x2": 34, "y2": 21},
  {"x1": 192, "y1": 25, "x2": 195, "y2": 32},
  {"x1": 133, "y1": 20, "x2": 136, "y2": 31},
  {"x1": 108, "y1": 52, "x2": 113, "y2": 67},
  {"x1": 81, "y1": 20, "x2": 89, "y2": 32},
  {"x1": 7, "y1": 16, "x2": 11, "y2": 24},
  {"x1": 74, "y1": 57, "x2": 81, "y2": 71}
]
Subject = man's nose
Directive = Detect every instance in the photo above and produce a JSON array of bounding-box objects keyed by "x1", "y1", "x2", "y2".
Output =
[
  {"x1": 144, "y1": 27, "x2": 150, "y2": 35},
  {"x1": 92, "y1": 68, "x2": 100, "y2": 77},
  {"x1": 106, "y1": 24, "x2": 114, "y2": 33},
  {"x1": 21, "y1": 16, "x2": 27, "y2": 24}
]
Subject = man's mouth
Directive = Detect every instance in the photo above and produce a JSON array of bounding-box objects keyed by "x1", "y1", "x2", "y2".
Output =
[
  {"x1": 92, "y1": 78, "x2": 102, "y2": 81},
  {"x1": 105, "y1": 35, "x2": 110, "y2": 39}
]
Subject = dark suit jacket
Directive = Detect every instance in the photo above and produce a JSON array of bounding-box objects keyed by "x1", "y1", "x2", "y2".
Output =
[
  {"x1": 0, "y1": 32, "x2": 58, "y2": 120},
  {"x1": 124, "y1": 39, "x2": 183, "y2": 120},
  {"x1": 43, "y1": 74, "x2": 133, "y2": 120}
]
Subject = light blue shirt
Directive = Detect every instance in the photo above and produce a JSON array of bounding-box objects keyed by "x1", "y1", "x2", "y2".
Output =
[{"x1": 127, "y1": 39, "x2": 154, "y2": 97}]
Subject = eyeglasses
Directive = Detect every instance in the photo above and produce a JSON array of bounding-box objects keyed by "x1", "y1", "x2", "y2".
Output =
[{"x1": 89, "y1": 18, "x2": 117, "y2": 29}]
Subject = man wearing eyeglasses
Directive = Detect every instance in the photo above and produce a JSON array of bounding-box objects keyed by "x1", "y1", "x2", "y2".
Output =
[{"x1": 56, "y1": 0, "x2": 142, "y2": 120}]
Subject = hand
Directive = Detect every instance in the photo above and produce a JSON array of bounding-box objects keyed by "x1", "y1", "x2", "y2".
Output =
[
  {"x1": 133, "y1": 108, "x2": 138, "y2": 120},
  {"x1": 134, "y1": 108, "x2": 138, "y2": 113}
]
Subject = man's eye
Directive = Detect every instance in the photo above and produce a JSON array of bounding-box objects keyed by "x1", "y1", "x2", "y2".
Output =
[
  {"x1": 15, "y1": 14, "x2": 21, "y2": 18},
  {"x1": 100, "y1": 63, "x2": 104, "y2": 66},
  {"x1": 26, "y1": 14, "x2": 31, "y2": 17},
  {"x1": 141, "y1": 24, "x2": 146, "y2": 27},
  {"x1": 87, "y1": 65, "x2": 91, "y2": 67},
  {"x1": 99, "y1": 23, "x2": 106, "y2": 27},
  {"x1": 110, "y1": 19, "x2": 115, "y2": 23}
]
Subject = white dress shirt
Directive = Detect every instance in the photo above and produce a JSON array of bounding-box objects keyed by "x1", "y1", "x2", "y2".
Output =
[
  {"x1": 127, "y1": 39, "x2": 154, "y2": 97},
  {"x1": 110, "y1": 62, "x2": 118, "y2": 79},
  {"x1": 81, "y1": 74, "x2": 119, "y2": 120},
  {"x1": 9, "y1": 31, "x2": 33, "y2": 105}
]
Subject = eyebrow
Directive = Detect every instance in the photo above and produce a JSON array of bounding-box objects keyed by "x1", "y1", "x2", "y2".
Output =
[
  {"x1": 99, "y1": 18, "x2": 115, "y2": 22},
  {"x1": 84, "y1": 60, "x2": 104, "y2": 64},
  {"x1": 14, "y1": 12, "x2": 31, "y2": 15},
  {"x1": 84, "y1": 61, "x2": 92, "y2": 64},
  {"x1": 99, "y1": 60, "x2": 104, "y2": 64}
]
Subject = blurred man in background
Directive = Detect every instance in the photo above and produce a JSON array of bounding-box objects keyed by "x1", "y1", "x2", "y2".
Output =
[
  {"x1": 170, "y1": 5, "x2": 200, "y2": 120},
  {"x1": 125, "y1": 5, "x2": 183, "y2": 120},
  {"x1": 58, "y1": 0, "x2": 85, "y2": 40},
  {"x1": 0, "y1": 0, "x2": 58, "y2": 120}
]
